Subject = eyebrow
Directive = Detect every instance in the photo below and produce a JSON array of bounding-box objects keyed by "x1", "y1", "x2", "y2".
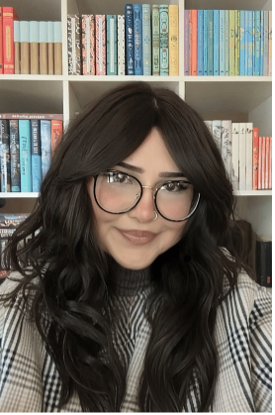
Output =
[{"x1": 116, "y1": 161, "x2": 187, "y2": 179}]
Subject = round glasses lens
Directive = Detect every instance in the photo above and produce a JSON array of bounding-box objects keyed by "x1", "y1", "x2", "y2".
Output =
[
  {"x1": 95, "y1": 171, "x2": 141, "y2": 213},
  {"x1": 156, "y1": 181, "x2": 200, "y2": 221}
]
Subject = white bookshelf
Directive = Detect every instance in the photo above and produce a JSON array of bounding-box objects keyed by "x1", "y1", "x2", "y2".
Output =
[{"x1": 0, "y1": 0, "x2": 272, "y2": 241}]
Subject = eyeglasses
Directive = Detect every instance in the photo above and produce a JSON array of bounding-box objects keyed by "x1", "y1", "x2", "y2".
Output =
[{"x1": 93, "y1": 170, "x2": 200, "y2": 222}]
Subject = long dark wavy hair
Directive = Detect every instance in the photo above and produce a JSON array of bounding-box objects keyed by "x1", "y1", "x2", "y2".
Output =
[{"x1": 2, "y1": 82, "x2": 248, "y2": 411}]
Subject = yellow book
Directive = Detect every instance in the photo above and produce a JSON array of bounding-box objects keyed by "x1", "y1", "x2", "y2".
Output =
[{"x1": 168, "y1": 5, "x2": 179, "y2": 76}]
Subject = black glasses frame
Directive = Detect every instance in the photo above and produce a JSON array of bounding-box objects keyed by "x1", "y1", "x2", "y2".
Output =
[{"x1": 93, "y1": 169, "x2": 201, "y2": 222}]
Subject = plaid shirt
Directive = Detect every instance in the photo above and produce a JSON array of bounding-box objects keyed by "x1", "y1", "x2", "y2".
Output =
[{"x1": 0, "y1": 270, "x2": 272, "y2": 412}]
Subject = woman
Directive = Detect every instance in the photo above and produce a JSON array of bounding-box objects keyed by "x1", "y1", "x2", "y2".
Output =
[{"x1": 0, "y1": 82, "x2": 271, "y2": 412}]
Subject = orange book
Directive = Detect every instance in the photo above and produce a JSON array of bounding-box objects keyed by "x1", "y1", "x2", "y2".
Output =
[
  {"x1": 0, "y1": 7, "x2": 3, "y2": 74},
  {"x1": 265, "y1": 136, "x2": 270, "y2": 189},
  {"x1": 261, "y1": 137, "x2": 266, "y2": 190},
  {"x1": 252, "y1": 127, "x2": 259, "y2": 190},
  {"x1": 190, "y1": 10, "x2": 197, "y2": 75},
  {"x1": 2, "y1": 7, "x2": 19, "y2": 74},
  {"x1": 51, "y1": 120, "x2": 63, "y2": 153}
]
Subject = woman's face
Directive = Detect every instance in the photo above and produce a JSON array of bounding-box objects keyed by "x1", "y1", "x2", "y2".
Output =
[{"x1": 87, "y1": 128, "x2": 191, "y2": 270}]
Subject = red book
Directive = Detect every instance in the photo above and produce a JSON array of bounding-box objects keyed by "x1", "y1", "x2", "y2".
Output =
[
  {"x1": 269, "y1": 137, "x2": 272, "y2": 189},
  {"x1": 2, "y1": 7, "x2": 19, "y2": 74},
  {"x1": 258, "y1": 136, "x2": 262, "y2": 190},
  {"x1": 51, "y1": 120, "x2": 63, "y2": 153},
  {"x1": 265, "y1": 136, "x2": 270, "y2": 189},
  {"x1": 190, "y1": 10, "x2": 198, "y2": 75},
  {"x1": 0, "y1": 7, "x2": 3, "y2": 74},
  {"x1": 252, "y1": 127, "x2": 259, "y2": 190},
  {"x1": 261, "y1": 137, "x2": 266, "y2": 190}
]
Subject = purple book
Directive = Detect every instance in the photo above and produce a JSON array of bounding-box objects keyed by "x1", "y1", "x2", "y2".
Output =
[{"x1": 184, "y1": 10, "x2": 190, "y2": 75}]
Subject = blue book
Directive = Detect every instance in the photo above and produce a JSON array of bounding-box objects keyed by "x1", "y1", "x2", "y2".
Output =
[
  {"x1": 207, "y1": 10, "x2": 214, "y2": 76},
  {"x1": 142, "y1": 4, "x2": 151, "y2": 76},
  {"x1": 30, "y1": 120, "x2": 42, "y2": 192},
  {"x1": 203, "y1": 10, "x2": 208, "y2": 75},
  {"x1": 224, "y1": 10, "x2": 229, "y2": 75},
  {"x1": 159, "y1": 4, "x2": 169, "y2": 76},
  {"x1": 107, "y1": 15, "x2": 117, "y2": 75},
  {"x1": 263, "y1": 10, "x2": 269, "y2": 76},
  {"x1": 219, "y1": 10, "x2": 225, "y2": 75},
  {"x1": 244, "y1": 11, "x2": 249, "y2": 75},
  {"x1": 260, "y1": 10, "x2": 264, "y2": 76},
  {"x1": 247, "y1": 10, "x2": 253, "y2": 76},
  {"x1": 240, "y1": 10, "x2": 245, "y2": 76},
  {"x1": 133, "y1": 4, "x2": 142, "y2": 75},
  {"x1": 125, "y1": 4, "x2": 134, "y2": 75},
  {"x1": 253, "y1": 10, "x2": 260, "y2": 76},
  {"x1": 0, "y1": 120, "x2": 11, "y2": 192},
  {"x1": 40, "y1": 120, "x2": 51, "y2": 180},
  {"x1": 19, "y1": 120, "x2": 32, "y2": 192},
  {"x1": 9, "y1": 120, "x2": 20, "y2": 192},
  {"x1": 213, "y1": 10, "x2": 219, "y2": 75},
  {"x1": 197, "y1": 10, "x2": 204, "y2": 76}
]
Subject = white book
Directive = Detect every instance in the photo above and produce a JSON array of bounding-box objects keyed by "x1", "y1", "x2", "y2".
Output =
[
  {"x1": 238, "y1": 123, "x2": 246, "y2": 191},
  {"x1": 268, "y1": 11, "x2": 272, "y2": 76},
  {"x1": 221, "y1": 120, "x2": 232, "y2": 180},
  {"x1": 232, "y1": 123, "x2": 239, "y2": 191},
  {"x1": 204, "y1": 120, "x2": 213, "y2": 134},
  {"x1": 245, "y1": 122, "x2": 253, "y2": 190},
  {"x1": 118, "y1": 15, "x2": 125, "y2": 76},
  {"x1": 212, "y1": 120, "x2": 222, "y2": 151}
]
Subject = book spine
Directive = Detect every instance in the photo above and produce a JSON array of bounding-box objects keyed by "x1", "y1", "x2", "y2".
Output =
[
  {"x1": 261, "y1": 136, "x2": 266, "y2": 189},
  {"x1": 197, "y1": 10, "x2": 204, "y2": 76},
  {"x1": 221, "y1": 120, "x2": 232, "y2": 179},
  {"x1": 159, "y1": 4, "x2": 169, "y2": 76},
  {"x1": 265, "y1": 136, "x2": 270, "y2": 189},
  {"x1": 263, "y1": 11, "x2": 269, "y2": 76},
  {"x1": 254, "y1": 10, "x2": 260, "y2": 76},
  {"x1": 229, "y1": 10, "x2": 235, "y2": 76},
  {"x1": 184, "y1": 9, "x2": 190, "y2": 76},
  {"x1": 269, "y1": 136, "x2": 272, "y2": 189},
  {"x1": 213, "y1": 10, "x2": 219, "y2": 76},
  {"x1": 238, "y1": 123, "x2": 246, "y2": 190},
  {"x1": 231, "y1": 123, "x2": 239, "y2": 191},
  {"x1": 19, "y1": 120, "x2": 32, "y2": 192},
  {"x1": 142, "y1": 4, "x2": 151, "y2": 76},
  {"x1": 247, "y1": 10, "x2": 253, "y2": 76},
  {"x1": 203, "y1": 10, "x2": 208, "y2": 75},
  {"x1": 40, "y1": 120, "x2": 51, "y2": 180},
  {"x1": 125, "y1": 4, "x2": 134, "y2": 75},
  {"x1": 252, "y1": 127, "x2": 259, "y2": 190},
  {"x1": 0, "y1": 8, "x2": 3, "y2": 74},
  {"x1": 0, "y1": 120, "x2": 11, "y2": 192},
  {"x1": 244, "y1": 11, "x2": 249, "y2": 76},
  {"x1": 245, "y1": 122, "x2": 253, "y2": 190},
  {"x1": 53, "y1": 22, "x2": 62, "y2": 75},
  {"x1": 219, "y1": 10, "x2": 225, "y2": 76},
  {"x1": 75, "y1": 15, "x2": 82, "y2": 75},
  {"x1": 224, "y1": 10, "x2": 229, "y2": 76},
  {"x1": 212, "y1": 120, "x2": 222, "y2": 151},
  {"x1": 82, "y1": 15, "x2": 95, "y2": 75},
  {"x1": 14, "y1": 20, "x2": 20, "y2": 74},
  {"x1": 168, "y1": 4, "x2": 178, "y2": 76},
  {"x1": 30, "y1": 21, "x2": 39, "y2": 75},
  {"x1": 3, "y1": 7, "x2": 19, "y2": 74},
  {"x1": 9, "y1": 119, "x2": 20, "y2": 192},
  {"x1": 268, "y1": 11, "x2": 272, "y2": 76},
  {"x1": 39, "y1": 21, "x2": 48, "y2": 75},
  {"x1": 47, "y1": 21, "x2": 54, "y2": 75},
  {"x1": 239, "y1": 10, "x2": 245, "y2": 76},
  {"x1": 260, "y1": 10, "x2": 264, "y2": 76},
  {"x1": 190, "y1": 10, "x2": 197, "y2": 76},
  {"x1": 133, "y1": 4, "x2": 142, "y2": 75},
  {"x1": 20, "y1": 21, "x2": 30, "y2": 74},
  {"x1": 152, "y1": 5, "x2": 160, "y2": 76},
  {"x1": 117, "y1": 15, "x2": 125, "y2": 76},
  {"x1": 107, "y1": 15, "x2": 117, "y2": 75},
  {"x1": 95, "y1": 15, "x2": 106, "y2": 75},
  {"x1": 67, "y1": 15, "x2": 75, "y2": 75},
  {"x1": 51, "y1": 120, "x2": 63, "y2": 153},
  {"x1": 30, "y1": 119, "x2": 41, "y2": 193},
  {"x1": 234, "y1": 10, "x2": 240, "y2": 76},
  {"x1": 207, "y1": 10, "x2": 214, "y2": 76}
]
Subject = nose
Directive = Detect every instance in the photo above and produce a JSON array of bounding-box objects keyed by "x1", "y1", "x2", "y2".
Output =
[{"x1": 128, "y1": 186, "x2": 157, "y2": 222}]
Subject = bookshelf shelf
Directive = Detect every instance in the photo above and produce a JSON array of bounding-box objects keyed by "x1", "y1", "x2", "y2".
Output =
[
  {"x1": 0, "y1": 193, "x2": 39, "y2": 198},
  {"x1": 234, "y1": 190, "x2": 272, "y2": 196},
  {"x1": 184, "y1": 76, "x2": 272, "y2": 82}
]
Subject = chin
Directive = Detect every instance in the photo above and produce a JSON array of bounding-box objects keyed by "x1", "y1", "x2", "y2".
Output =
[{"x1": 113, "y1": 253, "x2": 156, "y2": 270}]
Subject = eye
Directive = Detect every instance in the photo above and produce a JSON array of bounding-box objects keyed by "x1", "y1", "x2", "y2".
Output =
[
  {"x1": 106, "y1": 171, "x2": 133, "y2": 184},
  {"x1": 161, "y1": 181, "x2": 189, "y2": 192}
]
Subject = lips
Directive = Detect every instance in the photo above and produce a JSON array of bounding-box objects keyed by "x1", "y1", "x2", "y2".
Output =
[{"x1": 117, "y1": 229, "x2": 158, "y2": 245}]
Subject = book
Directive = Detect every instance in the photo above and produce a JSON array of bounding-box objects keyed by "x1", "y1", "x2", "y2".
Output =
[
  {"x1": 212, "y1": 120, "x2": 222, "y2": 151},
  {"x1": 0, "y1": 113, "x2": 63, "y2": 121},
  {"x1": 224, "y1": 10, "x2": 229, "y2": 76},
  {"x1": 159, "y1": 4, "x2": 169, "y2": 76},
  {"x1": 53, "y1": 21, "x2": 62, "y2": 75},
  {"x1": 19, "y1": 120, "x2": 32, "y2": 192},
  {"x1": 213, "y1": 10, "x2": 219, "y2": 76},
  {"x1": 252, "y1": 127, "x2": 259, "y2": 190},
  {"x1": 133, "y1": 4, "x2": 142, "y2": 75},
  {"x1": 39, "y1": 21, "x2": 48, "y2": 75},
  {"x1": 9, "y1": 119, "x2": 20, "y2": 192},
  {"x1": 81, "y1": 15, "x2": 95, "y2": 75},
  {"x1": 107, "y1": 15, "x2": 117, "y2": 75},
  {"x1": 95, "y1": 15, "x2": 106, "y2": 75},
  {"x1": 229, "y1": 10, "x2": 235, "y2": 76},
  {"x1": 0, "y1": 7, "x2": 3, "y2": 74},
  {"x1": 142, "y1": 4, "x2": 151, "y2": 76},
  {"x1": 238, "y1": 123, "x2": 246, "y2": 190},
  {"x1": 253, "y1": 10, "x2": 260, "y2": 76},
  {"x1": 247, "y1": 10, "x2": 253, "y2": 76},
  {"x1": 244, "y1": 11, "x2": 249, "y2": 76},
  {"x1": 184, "y1": 9, "x2": 190, "y2": 76},
  {"x1": 231, "y1": 123, "x2": 239, "y2": 191},
  {"x1": 152, "y1": 5, "x2": 160, "y2": 76},
  {"x1": 14, "y1": 20, "x2": 20, "y2": 74},
  {"x1": 51, "y1": 120, "x2": 63, "y2": 153},
  {"x1": 207, "y1": 9, "x2": 214, "y2": 76},
  {"x1": 221, "y1": 120, "x2": 232, "y2": 179},
  {"x1": 256, "y1": 240, "x2": 272, "y2": 287},
  {"x1": 203, "y1": 10, "x2": 208, "y2": 75},
  {"x1": 261, "y1": 136, "x2": 266, "y2": 190},
  {"x1": 268, "y1": 11, "x2": 272, "y2": 76},
  {"x1": 117, "y1": 15, "x2": 125, "y2": 76},
  {"x1": 263, "y1": 11, "x2": 269, "y2": 76},
  {"x1": 219, "y1": 10, "x2": 225, "y2": 76},
  {"x1": 2, "y1": 7, "x2": 20, "y2": 74},
  {"x1": 125, "y1": 4, "x2": 134, "y2": 75},
  {"x1": 245, "y1": 123, "x2": 253, "y2": 190},
  {"x1": 20, "y1": 21, "x2": 30, "y2": 75},
  {"x1": 265, "y1": 136, "x2": 270, "y2": 189},
  {"x1": 197, "y1": 10, "x2": 204, "y2": 76},
  {"x1": 239, "y1": 10, "x2": 245, "y2": 76},
  {"x1": 234, "y1": 10, "x2": 240, "y2": 76},
  {"x1": 40, "y1": 119, "x2": 51, "y2": 180},
  {"x1": 168, "y1": 4, "x2": 178, "y2": 76},
  {"x1": 190, "y1": 10, "x2": 197, "y2": 76},
  {"x1": 269, "y1": 136, "x2": 272, "y2": 189},
  {"x1": 30, "y1": 119, "x2": 42, "y2": 192},
  {"x1": 30, "y1": 21, "x2": 39, "y2": 75},
  {"x1": 0, "y1": 119, "x2": 11, "y2": 192},
  {"x1": 67, "y1": 15, "x2": 82, "y2": 75},
  {"x1": 47, "y1": 21, "x2": 54, "y2": 75}
]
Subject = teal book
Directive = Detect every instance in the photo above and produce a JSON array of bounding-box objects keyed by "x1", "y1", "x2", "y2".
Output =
[
  {"x1": 203, "y1": 10, "x2": 208, "y2": 75},
  {"x1": 253, "y1": 10, "x2": 260, "y2": 76},
  {"x1": 197, "y1": 10, "x2": 204, "y2": 76},
  {"x1": 263, "y1": 10, "x2": 269, "y2": 76},
  {"x1": 224, "y1": 10, "x2": 229, "y2": 75},
  {"x1": 219, "y1": 10, "x2": 225, "y2": 75},
  {"x1": 244, "y1": 10, "x2": 249, "y2": 75},
  {"x1": 142, "y1": 4, "x2": 151, "y2": 76},
  {"x1": 107, "y1": 15, "x2": 117, "y2": 75},
  {"x1": 213, "y1": 10, "x2": 219, "y2": 75},
  {"x1": 240, "y1": 10, "x2": 245, "y2": 76},
  {"x1": 234, "y1": 10, "x2": 240, "y2": 76},
  {"x1": 247, "y1": 10, "x2": 253, "y2": 76},
  {"x1": 40, "y1": 120, "x2": 51, "y2": 180},
  {"x1": 260, "y1": 10, "x2": 264, "y2": 75},
  {"x1": 159, "y1": 4, "x2": 169, "y2": 76},
  {"x1": 207, "y1": 10, "x2": 214, "y2": 76},
  {"x1": 19, "y1": 120, "x2": 32, "y2": 192}
]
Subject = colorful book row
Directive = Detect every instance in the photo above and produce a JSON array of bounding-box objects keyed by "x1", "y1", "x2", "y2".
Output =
[
  {"x1": 68, "y1": 3, "x2": 179, "y2": 76},
  {"x1": 185, "y1": 9, "x2": 272, "y2": 76},
  {"x1": 0, "y1": 114, "x2": 63, "y2": 193},
  {"x1": 205, "y1": 121, "x2": 272, "y2": 191}
]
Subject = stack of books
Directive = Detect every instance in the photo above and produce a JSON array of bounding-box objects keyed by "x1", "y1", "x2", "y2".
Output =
[
  {"x1": 0, "y1": 113, "x2": 63, "y2": 193},
  {"x1": 205, "y1": 120, "x2": 272, "y2": 191},
  {"x1": 68, "y1": 3, "x2": 179, "y2": 76},
  {"x1": 185, "y1": 9, "x2": 272, "y2": 76}
]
